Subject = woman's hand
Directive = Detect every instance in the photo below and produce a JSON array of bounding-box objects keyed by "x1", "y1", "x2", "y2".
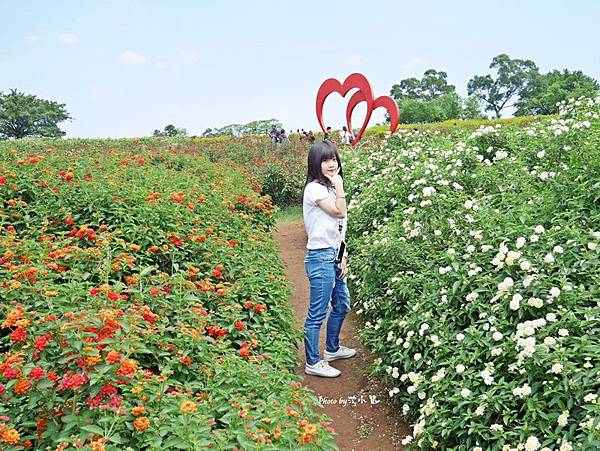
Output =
[
  {"x1": 323, "y1": 168, "x2": 343, "y2": 189},
  {"x1": 339, "y1": 256, "x2": 348, "y2": 278}
]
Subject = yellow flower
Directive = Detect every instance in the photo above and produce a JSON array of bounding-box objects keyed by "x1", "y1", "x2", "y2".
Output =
[{"x1": 180, "y1": 400, "x2": 198, "y2": 413}]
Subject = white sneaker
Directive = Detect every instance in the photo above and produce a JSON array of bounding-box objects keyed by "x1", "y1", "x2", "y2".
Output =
[
  {"x1": 304, "y1": 360, "x2": 341, "y2": 377},
  {"x1": 323, "y1": 346, "x2": 357, "y2": 362}
]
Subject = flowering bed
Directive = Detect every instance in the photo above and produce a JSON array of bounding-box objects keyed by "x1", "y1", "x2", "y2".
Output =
[
  {"x1": 0, "y1": 146, "x2": 337, "y2": 449},
  {"x1": 343, "y1": 97, "x2": 600, "y2": 450}
]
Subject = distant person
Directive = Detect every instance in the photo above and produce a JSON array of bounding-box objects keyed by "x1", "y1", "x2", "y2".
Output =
[
  {"x1": 307, "y1": 130, "x2": 316, "y2": 144},
  {"x1": 279, "y1": 129, "x2": 288, "y2": 144},
  {"x1": 339, "y1": 126, "x2": 353, "y2": 145},
  {"x1": 270, "y1": 126, "x2": 278, "y2": 145},
  {"x1": 324, "y1": 126, "x2": 332, "y2": 141}
]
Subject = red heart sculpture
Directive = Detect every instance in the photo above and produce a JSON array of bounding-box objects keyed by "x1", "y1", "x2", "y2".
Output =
[
  {"x1": 347, "y1": 90, "x2": 399, "y2": 142},
  {"x1": 316, "y1": 73, "x2": 399, "y2": 145}
]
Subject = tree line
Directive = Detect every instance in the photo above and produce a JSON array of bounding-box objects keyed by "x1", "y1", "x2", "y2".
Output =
[
  {"x1": 391, "y1": 53, "x2": 599, "y2": 124},
  {"x1": 1, "y1": 54, "x2": 598, "y2": 139}
]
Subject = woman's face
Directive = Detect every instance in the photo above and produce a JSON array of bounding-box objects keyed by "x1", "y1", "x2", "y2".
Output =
[{"x1": 321, "y1": 156, "x2": 338, "y2": 178}]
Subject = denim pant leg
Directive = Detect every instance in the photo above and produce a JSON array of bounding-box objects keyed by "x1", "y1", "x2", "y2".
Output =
[
  {"x1": 304, "y1": 248, "x2": 336, "y2": 365},
  {"x1": 326, "y1": 264, "x2": 351, "y2": 353}
]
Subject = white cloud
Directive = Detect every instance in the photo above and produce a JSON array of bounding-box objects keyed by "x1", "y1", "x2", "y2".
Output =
[
  {"x1": 179, "y1": 50, "x2": 199, "y2": 63},
  {"x1": 119, "y1": 50, "x2": 146, "y2": 65},
  {"x1": 26, "y1": 35, "x2": 41, "y2": 43},
  {"x1": 59, "y1": 33, "x2": 79, "y2": 44},
  {"x1": 348, "y1": 55, "x2": 362, "y2": 65},
  {"x1": 405, "y1": 57, "x2": 422, "y2": 68}
]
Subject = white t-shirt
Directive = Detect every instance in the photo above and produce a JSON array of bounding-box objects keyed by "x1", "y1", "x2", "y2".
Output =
[{"x1": 303, "y1": 181, "x2": 347, "y2": 250}]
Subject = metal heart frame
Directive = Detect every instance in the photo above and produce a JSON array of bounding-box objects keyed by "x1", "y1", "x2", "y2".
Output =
[{"x1": 315, "y1": 73, "x2": 400, "y2": 145}]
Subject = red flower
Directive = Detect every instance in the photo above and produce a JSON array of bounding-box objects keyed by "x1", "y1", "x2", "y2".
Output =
[
  {"x1": 0, "y1": 176, "x2": 6, "y2": 186},
  {"x1": 234, "y1": 321, "x2": 245, "y2": 331},
  {"x1": 3, "y1": 366, "x2": 21, "y2": 379},
  {"x1": 33, "y1": 334, "x2": 51, "y2": 351},
  {"x1": 11, "y1": 328, "x2": 27, "y2": 343},
  {"x1": 211, "y1": 270, "x2": 222, "y2": 279},
  {"x1": 149, "y1": 288, "x2": 160, "y2": 296},
  {"x1": 108, "y1": 292, "x2": 119, "y2": 301},
  {"x1": 29, "y1": 367, "x2": 45, "y2": 381},
  {"x1": 89, "y1": 288, "x2": 100, "y2": 295}
]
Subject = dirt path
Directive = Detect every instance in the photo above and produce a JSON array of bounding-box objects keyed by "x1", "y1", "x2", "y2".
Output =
[{"x1": 274, "y1": 219, "x2": 411, "y2": 451}]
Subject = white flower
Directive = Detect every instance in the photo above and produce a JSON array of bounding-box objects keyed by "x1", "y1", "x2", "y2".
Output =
[
  {"x1": 490, "y1": 423, "x2": 503, "y2": 432},
  {"x1": 525, "y1": 436, "x2": 541, "y2": 451},
  {"x1": 588, "y1": 242, "x2": 598, "y2": 251},
  {"x1": 460, "y1": 388, "x2": 471, "y2": 398},
  {"x1": 475, "y1": 405, "x2": 486, "y2": 415},
  {"x1": 544, "y1": 253, "x2": 555, "y2": 264},
  {"x1": 466, "y1": 292, "x2": 479, "y2": 302},
  {"x1": 402, "y1": 404, "x2": 410, "y2": 415},
  {"x1": 537, "y1": 150, "x2": 545, "y2": 158},
  {"x1": 550, "y1": 363, "x2": 563, "y2": 374},
  {"x1": 583, "y1": 393, "x2": 597, "y2": 403},
  {"x1": 553, "y1": 245, "x2": 564, "y2": 254},
  {"x1": 523, "y1": 275, "x2": 535, "y2": 288},
  {"x1": 498, "y1": 277, "x2": 514, "y2": 292},
  {"x1": 527, "y1": 297, "x2": 544, "y2": 308},
  {"x1": 491, "y1": 347, "x2": 502, "y2": 356},
  {"x1": 557, "y1": 410, "x2": 569, "y2": 427},
  {"x1": 516, "y1": 237, "x2": 527, "y2": 248},
  {"x1": 534, "y1": 225, "x2": 545, "y2": 234},
  {"x1": 439, "y1": 266, "x2": 452, "y2": 275},
  {"x1": 558, "y1": 328, "x2": 569, "y2": 337},
  {"x1": 414, "y1": 353, "x2": 422, "y2": 361},
  {"x1": 401, "y1": 435, "x2": 413, "y2": 445},
  {"x1": 464, "y1": 200, "x2": 474, "y2": 209},
  {"x1": 530, "y1": 234, "x2": 539, "y2": 242},
  {"x1": 559, "y1": 442, "x2": 573, "y2": 451},
  {"x1": 549, "y1": 287, "x2": 561, "y2": 297},
  {"x1": 546, "y1": 313, "x2": 557, "y2": 322},
  {"x1": 456, "y1": 364, "x2": 466, "y2": 373},
  {"x1": 544, "y1": 336, "x2": 556, "y2": 346},
  {"x1": 422, "y1": 186, "x2": 436, "y2": 197},
  {"x1": 493, "y1": 331, "x2": 503, "y2": 341},
  {"x1": 434, "y1": 229, "x2": 442, "y2": 236},
  {"x1": 508, "y1": 293, "x2": 522, "y2": 310}
]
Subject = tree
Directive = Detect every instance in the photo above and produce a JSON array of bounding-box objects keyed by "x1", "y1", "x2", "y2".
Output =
[
  {"x1": 398, "y1": 92, "x2": 462, "y2": 124},
  {"x1": 391, "y1": 69, "x2": 456, "y2": 101},
  {"x1": 461, "y1": 96, "x2": 486, "y2": 120},
  {"x1": 515, "y1": 69, "x2": 600, "y2": 116},
  {"x1": 152, "y1": 124, "x2": 187, "y2": 137},
  {"x1": 467, "y1": 54, "x2": 538, "y2": 118},
  {"x1": 0, "y1": 89, "x2": 72, "y2": 139},
  {"x1": 200, "y1": 119, "x2": 283, "y2": 137}
]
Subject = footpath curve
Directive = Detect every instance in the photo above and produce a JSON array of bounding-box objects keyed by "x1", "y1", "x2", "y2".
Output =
[{"x1": 274, "y1": 219, "x2": 411, "y2": 451}]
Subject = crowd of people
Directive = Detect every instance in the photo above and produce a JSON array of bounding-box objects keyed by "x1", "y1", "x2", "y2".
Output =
[{"x1": 270, "y1": 126, "x2": 355, "y2": 146}]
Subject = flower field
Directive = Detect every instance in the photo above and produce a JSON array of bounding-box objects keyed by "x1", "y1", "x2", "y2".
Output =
[
  {"x1": 0, "y1": 145, "x2": 337, "y2": 449},
  {"x1": 343, "y1": 97, "x2": 600, "y2": 450}
]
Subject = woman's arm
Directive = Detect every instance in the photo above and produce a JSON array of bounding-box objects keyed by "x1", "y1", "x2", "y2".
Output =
[{"x1": 316, "y1": 195, "x2": 346, "y2": 219}]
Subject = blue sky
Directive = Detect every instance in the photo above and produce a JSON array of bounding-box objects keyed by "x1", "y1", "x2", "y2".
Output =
[{"x1": 1, "y1": 0, "x2": 599, "y2": 138}]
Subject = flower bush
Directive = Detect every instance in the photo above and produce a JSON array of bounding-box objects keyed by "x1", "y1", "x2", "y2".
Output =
[
  {"x1": 343, "y1": 97, "x2": 600, "y2": 450},
  {"x1": 0, "y1": 145, "x2": 337, "y2": 450}
]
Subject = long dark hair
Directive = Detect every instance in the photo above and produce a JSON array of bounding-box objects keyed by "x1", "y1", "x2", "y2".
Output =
[{"x1": 305, "y1": 140, "x2": 343, "y2": 189}]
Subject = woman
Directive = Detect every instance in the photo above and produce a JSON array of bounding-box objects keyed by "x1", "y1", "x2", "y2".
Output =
[{"x1": 302, "y1": 141, "x2": 356, "y2": 377}]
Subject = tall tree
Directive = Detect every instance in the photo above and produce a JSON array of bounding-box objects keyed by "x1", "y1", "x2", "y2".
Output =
[
  {"x1": 420, "y1": 69, "x2": 456, "y2": 99},
  {"x1": 515, "y1": 69, "x2": 600, "y2": 116},
  {"x1": 391, "y1": 69, "x2": 456, "y2": 101},
  {"x1": 467, "y1": 54, "x2": 539, "y2": 118},
  {"x1": 0, "y1": 89, "x2": 72, "y2": 139}
]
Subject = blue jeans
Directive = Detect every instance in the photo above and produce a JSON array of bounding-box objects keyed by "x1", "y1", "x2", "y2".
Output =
[{"x1": 304, "y1": 247, "x2": 351, "y2": 365}]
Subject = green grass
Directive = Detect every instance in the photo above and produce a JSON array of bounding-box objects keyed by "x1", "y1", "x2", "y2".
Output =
[{"x1": 274, "y1": 205, "x2": 303, "y2": 223}]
